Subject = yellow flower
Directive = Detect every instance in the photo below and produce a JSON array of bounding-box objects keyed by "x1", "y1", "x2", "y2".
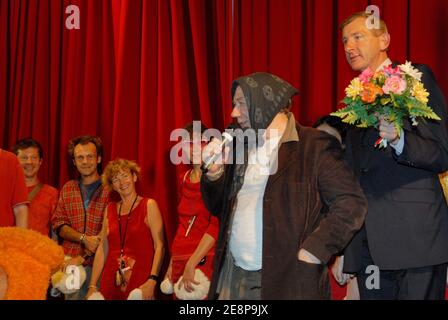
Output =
[
  {"x1": 411, "y1": 81, "x2": 429, "y2": 104},
  {"x1": 345, "y1": 78, "x2": 363, "y2": 98}
]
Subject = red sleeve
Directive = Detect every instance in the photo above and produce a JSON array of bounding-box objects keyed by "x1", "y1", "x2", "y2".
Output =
[
  {"x1": 11, "y1": 155, "x2": 28, "y2": 207},
  {"x1": 205, "y1": 212, "x2": 219, "y2": 241}
]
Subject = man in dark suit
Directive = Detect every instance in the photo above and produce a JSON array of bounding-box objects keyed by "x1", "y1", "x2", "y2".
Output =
[{"x1": 340, "y1": 12, "x2": 448, "y2": 299}]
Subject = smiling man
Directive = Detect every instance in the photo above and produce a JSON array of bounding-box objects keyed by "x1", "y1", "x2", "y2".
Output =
[
  {"x1": 12, "y1": 138, "x2": 58, "y2": 237},
  {"x1": 51, "y1": 135, "x2": 110, "y2": 300},
  {"x1": 201, "y1": 72, "x2": 367, "y2": 300}
]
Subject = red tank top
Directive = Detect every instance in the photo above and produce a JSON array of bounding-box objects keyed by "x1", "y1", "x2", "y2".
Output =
[{"x1": 100, "y1": 198, "x2": 154, "y2": 300}]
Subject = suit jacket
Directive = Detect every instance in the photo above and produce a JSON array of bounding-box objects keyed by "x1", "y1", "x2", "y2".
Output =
[
  {"x1": 201, "y1": 122, "x2": 367, "y2": 299},
  {"x1": 343, "y1": 64, "x2": 448, "y2": 272}
]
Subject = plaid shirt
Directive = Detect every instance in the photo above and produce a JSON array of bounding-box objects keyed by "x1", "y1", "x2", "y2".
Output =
[{"x1": 52, "y1": 180, "x2": 110, "y2": 260}]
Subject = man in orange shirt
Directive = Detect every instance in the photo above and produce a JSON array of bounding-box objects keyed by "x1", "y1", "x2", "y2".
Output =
[
  {"x1": 12, "y1": 138, "x2": 58, "y2": 237},
  {"x1": 0, "y1": 149, "x2": 28, "y2": 228}
]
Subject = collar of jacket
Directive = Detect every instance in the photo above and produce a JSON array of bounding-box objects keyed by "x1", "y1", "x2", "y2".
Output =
[{"x1": 279, "y1": 112, "x2": 299, "y2": 145}]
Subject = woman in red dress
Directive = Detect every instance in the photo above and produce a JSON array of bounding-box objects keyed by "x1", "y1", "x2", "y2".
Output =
[
  {"x1": 86, "y1": 158, "x2": 165, "y2": 300},
  {"x1": 162, "y1": 122, "x2": 219, "y2": 300}
]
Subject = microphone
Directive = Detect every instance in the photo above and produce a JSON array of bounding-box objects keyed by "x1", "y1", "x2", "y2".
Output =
[{"x1": 201, "y1": 131, "x2": 234, "y2": 172}]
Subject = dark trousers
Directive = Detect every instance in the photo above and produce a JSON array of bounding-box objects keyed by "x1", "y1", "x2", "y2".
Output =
[
  {"x1": 228, "y1": 263, "x2": 262, "y2": 300},
  {"x1": 357, "y1": 240, "x2": 447, "y2": 300}
]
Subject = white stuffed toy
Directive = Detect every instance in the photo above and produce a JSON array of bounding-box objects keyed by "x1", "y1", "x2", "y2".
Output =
[
  {"x1": 127, "y1": 288, "x2": 143, "y2": 300},
  {"x1": 161, "y1": 269, "x2": 210, "y2": 300},
  {"x1": 51, "y1": 256, "x2": 87, "y2": 295},
  {"x1": 160, "y1": 277, "x2": 174, "y2": 295}
]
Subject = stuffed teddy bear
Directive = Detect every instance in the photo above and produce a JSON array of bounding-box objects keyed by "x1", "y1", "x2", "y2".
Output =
[{"x1": 0, "y1": 227, "x2": 64, "y2": 300}]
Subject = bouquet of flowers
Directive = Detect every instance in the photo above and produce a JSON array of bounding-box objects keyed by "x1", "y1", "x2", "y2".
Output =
[{"x1": 331, "y1": 61, "x2": 440, "y2": 148}]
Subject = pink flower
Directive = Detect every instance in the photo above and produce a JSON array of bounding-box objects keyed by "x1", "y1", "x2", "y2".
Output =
[
  {"x1": 359, "y1": 68, "x2": 374, "y2": 84},
  {"x1": 382, "y1": 75, "x2": 407, "y2": 95},
  {"x1": 383, "y1": 65, "x2": 401, "y2": 76}
]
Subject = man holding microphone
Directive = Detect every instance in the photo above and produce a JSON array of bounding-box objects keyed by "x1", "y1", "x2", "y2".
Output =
[{"x1": 201, "y1": 72, "x2": 367, "y2": 300}]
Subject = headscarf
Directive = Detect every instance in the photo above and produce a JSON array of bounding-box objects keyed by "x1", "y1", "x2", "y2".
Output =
[{"x1": 229, "y1": 72, "x2": 298, "y2": 197}]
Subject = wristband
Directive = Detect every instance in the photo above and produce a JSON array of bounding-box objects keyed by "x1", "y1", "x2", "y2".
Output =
[
  {"x1": 148, "y1": 274, "x2": 158, "y2": 282},
  {"x1": 79, "y1": 233, "x2": 86, "y2": 244}
]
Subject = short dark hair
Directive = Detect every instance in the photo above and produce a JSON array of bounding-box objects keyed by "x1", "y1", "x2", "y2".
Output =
[
  {"x1": 12, "y1": 138, "x2": 44, "y2": 159},
  {"x1": 68, "y1": 135, "x2": 103, "y2": 159},
  {"x1": 312, "y1": 115, "x2": 347, "y2": 142}
]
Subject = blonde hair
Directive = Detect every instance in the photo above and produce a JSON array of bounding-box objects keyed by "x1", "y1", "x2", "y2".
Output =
[
  {"x1": 102, "y1": 158, "x2": 141, "y2": 191},
  {"x1": 340, "y1": 11, "x2": 388, "y2": 37}
]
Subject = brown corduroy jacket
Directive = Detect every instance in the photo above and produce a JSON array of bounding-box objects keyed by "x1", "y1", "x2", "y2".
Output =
[{"x1": 201, "y1": 118, "x2": 367, "y2": 299}]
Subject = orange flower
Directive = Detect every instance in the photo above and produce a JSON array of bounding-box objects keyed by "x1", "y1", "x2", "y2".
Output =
[{"x1": 361, "y1": 83, "x2": 383, "y2": 103}]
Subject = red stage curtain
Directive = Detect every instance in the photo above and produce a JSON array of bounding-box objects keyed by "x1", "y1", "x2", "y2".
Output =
[
  {"x1": 0, "y1": 0, "x2": 233, "y2": 244},
  {"x1": 1, "y1": 0, "x2": 447, "y2": 249}
]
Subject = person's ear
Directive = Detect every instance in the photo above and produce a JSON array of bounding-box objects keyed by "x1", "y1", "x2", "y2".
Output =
[
  {"x1": 379, "y1": 32, "x2": 390, "y2": 51},
  {"x1": 97, "y1": 156, "x2": 102, "y2": 164},
  {"x1": 133, "y1": 173, "x2": 137, "y2": 183}
]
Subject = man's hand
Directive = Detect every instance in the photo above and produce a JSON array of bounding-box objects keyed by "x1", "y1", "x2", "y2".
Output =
[
  {"x1": 298, "y1": 248, "x2": 322, "y2": 264},
  {"x1": 82, "y1": 235, "x2": 101, "y2": 253},
  {"x1": 202, "y1": 138, "x2": 228, "y2": 179},
  {"x1": 378, "y1": 117, "x2": 399, "y2": 145}
]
